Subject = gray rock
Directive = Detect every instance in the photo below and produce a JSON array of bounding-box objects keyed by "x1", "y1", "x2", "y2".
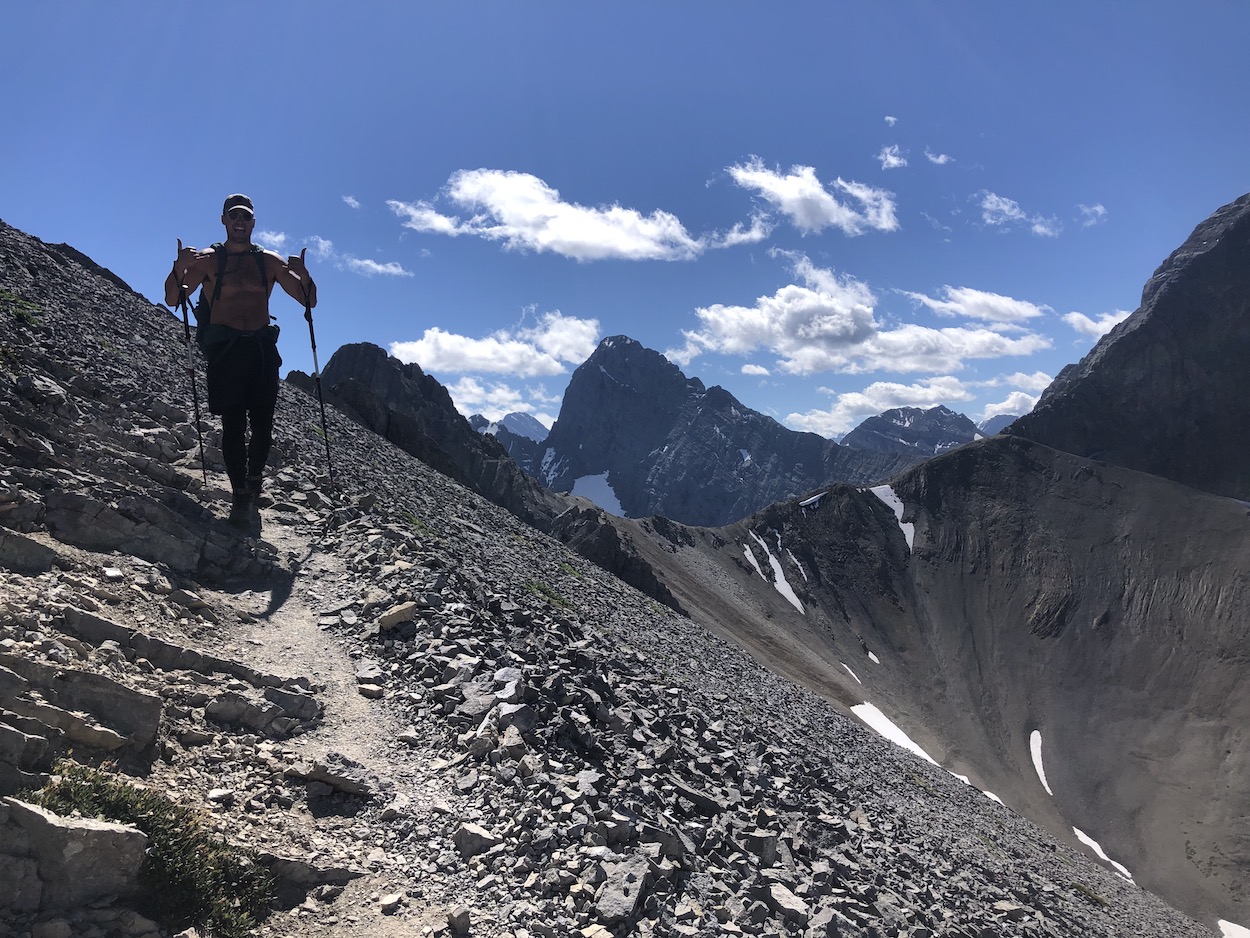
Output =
[{"x1": 5, "y1": 797, "x2": 147, "y2": 910}]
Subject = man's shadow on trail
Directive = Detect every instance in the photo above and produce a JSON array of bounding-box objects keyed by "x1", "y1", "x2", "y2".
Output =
[{"x1": 208, "y1": 521, "x2": 316, "y2": 620}]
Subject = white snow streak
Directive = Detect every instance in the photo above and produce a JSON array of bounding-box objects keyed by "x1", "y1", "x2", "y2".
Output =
[
  {"x1": 867, "y1": 651, "x2": 881, "y2": 664},
  {"x1": 1030, "y1": 730, "x2": 1054, "y2": 796},
  {"x1": 748, "y1": 531, "x2": 804, "y2": 614},
  {"x1": 570, "y1": 473, "x2": 624, "y2": 516},
  {"x1": 1219, "y1": 921, "x2": 1250, "y2": 938},
  {"x1": 742, "y1": 544, "x2": 765, "y2": 579},
  {"x1": 870, "y1": 485, "x2": 915, "y2": 551},
  {"x1": 841, "y1": 662, "x2": 862, "y2": 684},
  {"x1": 1073, "y1": 827, "x2": 1134, "y2": 881},
  {"x1": 851, "y1": 703, "x2": 938, "y2": 765},
  {"x1": 785, "y1": 548, "x2": 809, "y2": 581}
]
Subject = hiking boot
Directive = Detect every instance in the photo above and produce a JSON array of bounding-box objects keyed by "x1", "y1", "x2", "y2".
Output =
[
  {"x1": 246, "y1": 474, "x2": 272, "y2": 508},
  {"x1": 228, "y1": 491, "x2": 253, "y2": 529}
]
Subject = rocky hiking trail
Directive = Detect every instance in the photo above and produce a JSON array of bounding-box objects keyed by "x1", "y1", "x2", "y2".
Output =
[{"x1": 0, "y1": 218, "x2": 1223, "y2": 937}]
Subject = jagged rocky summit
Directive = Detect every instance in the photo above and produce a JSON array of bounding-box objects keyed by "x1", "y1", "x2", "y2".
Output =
[
  {"x1": 1009, "y1": 191, "x2": 1250, "y2": 501},
  {"x1": 536, "y1": 336, "x2": 919, "y2": 526},
  {"x1": 468, "y1": 412, "x2": 548, "y2": 476},
  {"x1": 840, "y1": 405, "x2": 980, "y2": 457}
]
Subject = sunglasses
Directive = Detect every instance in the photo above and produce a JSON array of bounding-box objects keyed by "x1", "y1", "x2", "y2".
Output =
[{"x1": 226, "y1": 208, "x2": 253, "y2": 220}]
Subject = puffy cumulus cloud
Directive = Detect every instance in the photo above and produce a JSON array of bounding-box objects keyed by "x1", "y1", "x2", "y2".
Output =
[
  {"x1": 786, "y1": 376, "x2": 974, "y2": 438},
  {"x1": 999, "y1": 370, "x2": 1054, "y2": 393},
  {"x1": 726, "y1": 158, "x2": 899, "y2": 235},
  {"x1": 342, "y1": 195, "x2": 361, "y2": 209},
  {"x1": 981, "y1": 389, "x2": 1040, "y2": 422},
  {"x1": 925, "y1": 148, "x2": 953, "y2": 165},
  {"x1": 670, "y1": 253, "x2": 878, "y2": 370},
  {"x1": 741, "y1": 364, "x2": 770, "y2": 376},
  {"x1": 390, "y1": 311, "x2": 600, "y2": 379},
  {"x1": 979, "y1": 191, "x2": 1062, "y2": 237},
  {"x1": 386, "y1": 170, "x2": 756, "y2": 262},
  {"x1": 877, "y1": 145, "x2": 908, "y2": 170},
  {"x1": 254, "y1": 230, "x2": 288, "y2": 251},
  {"x1": 904, "y1": 286, "x2": 1051, "y2": 327},
  {"x1": 884, "y1": 115, "x2": 898, "y2": 126},
  {"x1": 1063, "y1": 309, "x2": 1132, "y2": 338},
  {"x1": 1078, "y1": 203, "x2": 1108, "y2": 227},
  {"x1": 853, "y1": 323, "x2": 1052, "y2": 374},
  {"x1": 672, "y1": 253, "x2": 1051, "y2": 375},
  {"x1": 441, "y1": 377, "x2": 559, "y2": 427}
]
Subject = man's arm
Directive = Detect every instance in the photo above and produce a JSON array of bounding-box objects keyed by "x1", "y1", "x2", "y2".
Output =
[
  {"x1": 164, "y1": 245, "x2": 213, "y2": 306},
  {"x1": 272, "y1": 249, "x2": 317, "y2": 308}
]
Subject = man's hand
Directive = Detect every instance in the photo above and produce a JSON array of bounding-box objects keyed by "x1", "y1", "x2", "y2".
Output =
[{"x1": 286, "y1": 248, "x2": 308, "y2": 277}]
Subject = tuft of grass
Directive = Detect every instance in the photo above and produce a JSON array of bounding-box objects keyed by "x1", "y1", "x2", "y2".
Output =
[
  {"x1": 23, "y1": 760, "x2": 274, "y2": 937},
  {"x1": 0, "y1": 288, "x2": 41, "y2": 325},
  {"x1": 527, "y1": 580, "x2": 571, "y2": 609},
  {"x1": 404, "y1": 511, "x2": 439, "y2": 539},
  {"x1": 559, "y1": 561, "x2": 583, "y2": 579},
  {"x1": 1072, "y1": 881, "x2": 1109, "y2": 907}
]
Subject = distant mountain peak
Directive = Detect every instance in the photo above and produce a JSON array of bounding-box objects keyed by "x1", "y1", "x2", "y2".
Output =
[{"x1": 842, "y1": 405, "x2": 978, "y2": 457}]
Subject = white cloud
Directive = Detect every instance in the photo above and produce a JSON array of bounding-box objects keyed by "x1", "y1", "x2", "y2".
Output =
[
  {"x1": 431, "y1": 375, "x2": 562, "y2": 425},
  {"x1": 925, "y1": 148, "x2": 953, "y2": 165},
  {"x1": 979, "y1": 191, "x2": 1062, "y2": 237},
  {"x1": 877, "y1": 145, "x2": 908, "y2": 170},
  {"x1": 309, "y1": 236, "x2": 335, "y2": 261},
  {"x1": 387, "y1": 170, "x2": 718, "y2": 261},
  {"x1": 1001, "y1": 370, "x2": 1054, "y2": 392},
  {"x1": 304, "y1": 234, "x2": 411, "y2": 276},
  {"x1": 885, "y1": 115, "x2": 898, "y2": 126},
  {"x1": 254, "y1": 230, "x2": 288, "y2": 251},
  {"x1": 342, "y1": 195, "x2": 361, "y2": 209},
  {"x1": 786, "y1": 376, "x2": 973, "y2": 437},
  {"x1": 1063, "y1": 309, "x2": 1132, "y2": 338},
  {"x1": 981, "y1": 390, "x2": 1040, "y2": 422},
  {"x1": 741, "y1": 364, "x2": 770, "y2": 376},
  {"x1": 343, "y1": 257, "x2": 413, "y2": 278},
  {"x1": 727, "y1": 157, "x2": 899, "y2": 235},
  {"x1": 980, "y1": 192, "x2": 1028, "y2": 226},
  {"x1": 1078, "y1": 203, "x2": 1108, "y2": 227},
  {"x1": 904, "y1": 286, "x2": 1051, "y2": 327},
  {"x1": 1031, "y1": 217, "x2": 1062, "y2": 238},
  {"x1": 672, "y1": 253, "x2": 1051, "y2": 376},
  {"x1": 390, "y1": 311, "x2": 600, "y2": 378}
]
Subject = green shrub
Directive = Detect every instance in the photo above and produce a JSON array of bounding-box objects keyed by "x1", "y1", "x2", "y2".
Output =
[
  {"x1": 24, "y1": 761, "x2": 273, "y2": 937},
  {"x1": 0, "y1": 289, "x2": 41, "y2": 325}
]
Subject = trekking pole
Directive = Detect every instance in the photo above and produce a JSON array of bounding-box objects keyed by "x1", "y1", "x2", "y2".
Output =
[
  {"x1": 172, "y1": 239, "x2": 208, "y2": 485},
  {"x1": 299, "y1": 248, "x2": 335, "y2": 489}
]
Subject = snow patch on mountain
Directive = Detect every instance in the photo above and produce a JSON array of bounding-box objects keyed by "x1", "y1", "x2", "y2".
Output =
[
  {"x1": 870, "y1": 485, "x2": 915, "y2": 551},
  {"x1": 748, "y1": 531, "x2": 804, "y2": 614}
]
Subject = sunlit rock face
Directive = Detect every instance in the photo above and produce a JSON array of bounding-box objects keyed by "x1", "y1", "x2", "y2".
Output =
[{"x1": 1010, "y1": 192, "x2": 1250, "y2": 501}]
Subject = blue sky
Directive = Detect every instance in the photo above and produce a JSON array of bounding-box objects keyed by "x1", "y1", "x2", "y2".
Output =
[{"x1": 5, "y1": 3, "x2": 1250, "y2": 436}]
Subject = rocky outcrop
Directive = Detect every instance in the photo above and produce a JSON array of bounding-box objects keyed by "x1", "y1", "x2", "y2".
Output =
[
  {"x1": 1009, "y1": 191, "x2": 1250, "y2": 500},
  {"x1": 539, "y1": 336, "x2": 919, "y2": 526},
  {"x1": 841, "y1": 404, "x2": 979, "y2": 456},
  {"x1": 296, "y1": 342, "x2": 565, "y2": 531}
]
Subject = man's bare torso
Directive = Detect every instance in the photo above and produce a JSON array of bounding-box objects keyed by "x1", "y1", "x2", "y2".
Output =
[{"x1": 206, "y1": 249, "x2": 275, "y2": 331}]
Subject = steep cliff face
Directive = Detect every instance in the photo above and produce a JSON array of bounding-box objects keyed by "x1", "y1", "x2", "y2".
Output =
[
  {"x1": 1009, "y1": 191, "x2": 1250, "y2": 500},
  {"x1": 309, "y1": 343, "x2": 564, "y2": 531},
  {"x1": 539, "y1": 336, "x2": 918, "y2": 526},
  {"x1": 842, "y1": 404, "x2": 980, "y2": 456}
]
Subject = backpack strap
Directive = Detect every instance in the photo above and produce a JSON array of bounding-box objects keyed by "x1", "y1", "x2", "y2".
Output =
[{"x1": 205, "y1": 242, "x2": 268, "y2": 312}]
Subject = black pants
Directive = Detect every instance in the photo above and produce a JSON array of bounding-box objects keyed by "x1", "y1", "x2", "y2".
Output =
[{"x1": 205, "y1": 331, "x2": 281, "y2": 491}]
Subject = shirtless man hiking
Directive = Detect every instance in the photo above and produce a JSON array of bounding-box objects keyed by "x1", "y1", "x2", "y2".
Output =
[{"x1": 164, "y1": 193, "x2": 317, "y2": 528}]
